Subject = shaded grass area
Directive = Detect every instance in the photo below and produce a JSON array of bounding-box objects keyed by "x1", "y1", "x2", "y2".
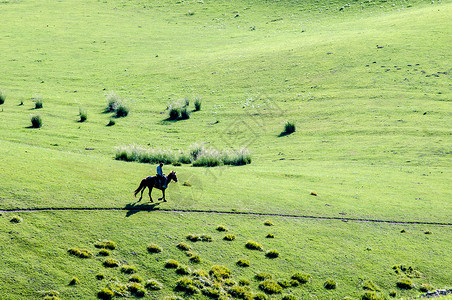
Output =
[{"x1": 0, "y1": 211, "x2": 450, "y2": 299}]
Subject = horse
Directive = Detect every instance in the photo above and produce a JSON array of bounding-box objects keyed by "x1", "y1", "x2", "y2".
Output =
[{"x1": 134, "y1": 171, "x2": 178, "y2": 202}]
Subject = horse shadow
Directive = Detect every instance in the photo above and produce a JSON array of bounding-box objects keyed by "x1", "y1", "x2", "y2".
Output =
[{"x1": 124, "y1": 201, "x2": 161, "y2": 218}]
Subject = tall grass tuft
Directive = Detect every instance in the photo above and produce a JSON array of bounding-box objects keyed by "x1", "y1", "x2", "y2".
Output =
[
  {"x1": 79, "y1": 108, "x2": 87, "y2": 122},
  {"x1": 0, "y1": 90, "x2": 5, "y2": 105},
  {"x1": 115, "y1": 103, "x2": 129, "y2": 118},
  {"x1": 31, "y1": 115, "x2": 42, "y2": 128},
  {"x1": 280, "y1": 121, "x2": 295, "y2": 136},
  {"x1": 34, "y1": 97, "x2": 43, "y2": 109},
  {"x1": 194, "y1": 97, "x2": 202, "y2": 111},
  {"x1": 105, "y1": 91, "x2": 121, "y2": 113},
  {"x1": 180, "y1": 107, "x2": 190, "y2": 119}
]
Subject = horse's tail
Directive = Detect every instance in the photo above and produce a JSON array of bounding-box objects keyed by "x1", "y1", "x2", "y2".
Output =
[{"x1": 134, "y1": 179, "x2": 146, "y2": 197}]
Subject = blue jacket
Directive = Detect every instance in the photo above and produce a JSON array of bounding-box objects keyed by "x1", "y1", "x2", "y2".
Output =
[{"x1": 157, "y1": 165, "x2": 163, "y2": 176}]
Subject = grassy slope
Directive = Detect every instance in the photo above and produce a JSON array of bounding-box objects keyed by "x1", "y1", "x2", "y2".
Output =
[{"x1": 0, "y1": 0, "x2": 451, "y2": 298}]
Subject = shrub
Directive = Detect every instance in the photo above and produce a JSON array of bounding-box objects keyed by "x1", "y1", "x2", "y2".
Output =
[
  {"x1": 265, "y1": 249, "x2": 279, "y2": 258},
  {"x1": 129, "y1": 275, "x2": 143, "y2": 283},
  {"x1": 236, "y1": 259, "x2": 250, "y2": 267},
  {"x1": 68, "y1": 248, "x2": 93, "y2": 258},
  {"x1": 281, "y1": 121, "x2": 295, "y2": 135},
  {"x1": 168, "y1": 107, "x2": 180, "y2": 120},
  {"x1": 363, "y1": 280, "x2": 380, "y2": 291},
  {"x1": 97, "y1": 288, "x2": 114, "y2": 300},
  {"x1": 105, "y1": 91, "x2": 121, "y2": 112},
  {"x1": 194, "y1": 98, "x2": 202, "y2": 111},
  {"x1": 202, "y1": 287, "x2": 220, "y2": 298},
  {"x1": 189, "y1": 254, "x2": 201, "y2": 264},
  {"x1": 164, "y1": 296, "x2": 184, "y2": 300},
  {"x1": 115, "y1": 103, "x2": 129, "y2": 117},
  {"x1": 98, "y1": 249, "x2": 110, "y2": 256},
  {"x1": 239, "y1": 278, "x2": 250, "y2": 286},
  {"x1": 103, "y1": 258, "x2": 120, "y2": 268},
  {"x1": 121, "y1": 265, "x2": 137, "y2": 274},
  {"x1": 10, "y1": 215, "x2": 23, "y2": 223},
  {"x1": 79, "y1": 108, "x2": 87, "y2": 122},
  {"x1": 264, "y1": 220, "x2": 274, "y2": 226},
  {"x1": 228, "y1": 285, "x2": 251, "y2": 298},
  {"x1": 216, "y1": 225, "x2": 228, "y2": 232},
  {"x1": 128, "y1": 282, "x2": 146, "y2": 297},
  {"x1": 180, "y1": 107, "x2": 190, "y2": 119},
  {"x1": 96, "y1": 273, "x2": 105, "y2": 280},
  {"x1": 0, "y1": 90, "x2": 5, "y2": 105},
  {"x1": 278, "y1": 280, "x2": 291, "y2": 288},
  {"x1": 176, "y1": 264, "x2": 191, "y2": 275},
  {"x1": 145, "y1": 279, "x2": 163, "y2": 290},
  {"x1": 266, "y1": 233, "x2": 275, "y2": 238},
  {"x1": 324, "y1": 279, "x2": 337, "y2": 290},
  {"x1": 392, "y1": 265, "x2": 421, "y2": 278},
  {"x1": 187, "y1": 234, "x2": 200, "y2": 242},
  {"x1": 176, "y1": 277, "x2": 198, "y2": 294},
  {"x1": 253, "y1": 293, "x2": 268, "y2": 300},
  {"x1": 245, "y1": 240, "x2": 263, "y2": 251},
  {"x1": 419, "y1": 283, "x2": 434, "y2": 292},
  {"x1": 107, "y1": 118, "x2": 115, "y2": 126},
  {"x1": 389, "y1": 290, "x2": 397, "y2": 297},
  {"x1": 291, "y1": 273, "x2": 311, "y2": 284},
  {"x1": 177, "y1": 242, "x2": 191, "y2": 251},
  {"x1": 396, "y1": 278, "x2": 414, "y2": 289},
  {"x1": 255, "y1": 273, "x2": 272, "y2": 281},
  {"x1": 361, "y1": 291, "x2": 384, "y2": 300},
  {"x1": 201, "y1": 234, "x2": 213, "y2": 242},
  {"x1": 147, "y1": 243, "x2": 162, "y2": 253},
  {"x1": 281, "y1": 295, "x2": 297, "y2": 300},
  {"x1": 69, "y1": 277, "x2": 80, "y2": 285},
  {"x1": 210, "y1": 265, "x2": 231, "y2": 279},
  {"x1": 223, "y1": 148, "x2": 252, "y2": 166},
  {"x1": 31, "y1": 115, "x2": 42, "y2": 128},
  {"x1": 95, "y1": 240, "x2": 117, "y2": 250},
  {"x1": 164, "y1": 259, "x2": 179, "y2": 269},
  {"x1": 223, "y1": 234, "x2": 236, "y2": 241},
  {"x1": 259, "y1": 279, "x2": 282, "y2": 294},
  {"x1": 34, "y1": 98, "x2": 43, "y2": 109}
]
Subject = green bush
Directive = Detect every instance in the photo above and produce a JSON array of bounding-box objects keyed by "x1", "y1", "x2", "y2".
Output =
[
  {"x1": 176, "y1": 277, "x2": 198, "y2": 294},
  {"x1": 264, "y1": 220, "x2": 274, "y2": 226},
  {"x1": 255, "y1": 273, "x2": 272, "y2": 281},
  {"x1": 68, "y1": 248, "x2": 93, "y2": 258},
  {"x1": 103, "y1": 258, "x2": 120, "y2": 268},
  {"x1": 96, "y1": 273, "x2": 105, "y2": 280},
  {"x1": 115, "y1": 103, "x2": 129, "y2": 117},
  {"x1": 105, "y1": 91, "x2": 121, "y2": 112},
  {"x1": 258, "y1": 279, "x2": 282, "y2": 294},
  {"x1": 176, "y1": 264, "x2": 191, "y2": 275},
  {"x1": 281, "y1": 121, "x2": 295, "y2": 135},
  {"x1": 396, "y1": 278, "x2": 414, "y2": 289},
  {"x1": 95, "y1": 240, "x2": 117, "y2": 250},
  {"x1": 324, "y1": 279, "x2": 337, "y2": 290},
  {"x1": 202, "y1": 287, "x2": 220, "y2": 298},
  {"x1": 216, "y1": 225, "x2": 228, "y2": 232},
  {"x1": 201, "y1": 234, "x2": 213, "y2": 242},
  {"x1": 97, "y1": 288, "x2": 114, "y2": 300},
  {"x1": 187, "y1": 234, "x2": 201, "y2": 242},
  {"x1": 361, "y1": 291, "x2": 384, "y2": 300},
  {"x1": 31, "y1": 115, "x2": 42, "y2": 128},
  {"x1": 236, "y1": 258, "x2": 250, "y2": 267},
  {"x1": 419, "y1": 283, "x2": 434, "y2": 292},
  {"x1": 0, "y1": 90, "x2": 5, "y2": 105},
  {"x1": 239, "y1": 278, "x2": 250, "y2": 286},
  {"x1": 189, "y1": 254, "x2": 201, "y2": 263},
  {"x1": 128, "y1": 282, "x2": 146, "y2": 297},
  {"x1": 164, "y1": 259, "x2": 179, "y2": 269},
  {"x1": 291, "y1": 273, "x2": 311, "y2": 284},
  {"x1": 245, "y1": 240, "x2": 263, "y2": 251},
  {"x1": 209, "y1": 265, "x2": 231, "y2": 280},
  {"x1": 121, "y1": 265, "x2": 138, "y2": 274},
  {"x1": 107, "y1": 118, "x2": 115, "y2": 126},
  {"x1": 253, "y1": 292, "x2": 268, "y2": 300},
  {"x1": 278, "y1": 279, "x2": 291, "y2": 288},
  {"x1": 34, "y1": 98, "x2": 43, "y2": 109},
  {"x1": 177, "y1": 242, "x2": 191, "y2": 251},
  {"x1": 145, "y1": 279, "x2": 163, "y2": 290},
  {"x1": 180, "y1": 107, "x2": 190, "y2": 119},
  {"x1": 281, "y1": 295, "x2": 297, "y2": 300},
  {"x1": 265, "y1": 249, "x2": 279, "y2": 258},
  {"x1": 228, "y1": 285, "x2": 251, "y2": 298},
  {"x1": 69, "y1": 277, "x2": 80, "y2": 285},
  {"x1": 363, "y1": 280, "x2": 380, "y2": 291},
  {"x1": 224, "y1": 234, "x2": 236, "y2": 241},
  {"x1": 168, "y1": 107, "x2": 180, "y2": 120},
  {"x1": 147, "y1": 243, "x2": 162, "y2": 253},
  {"x1": 10, "y1": 215, "x2": 23, "y2": 223},
  {"x1": 194, "y1": 98, "x2": 202, "y2": 111},
  {"x1": 98, "y1": 249, "x2": 110, "y2": 256},
  {"x1": 193, "y1": 269, "x2": 209, "y2": 277},
  {"x1": 79, "y1": 108, "x2": 87, "y2": 122},
  {"x1": 266, "y1": 233, "x2": 275, "y2": 238},
  {"x1": 389, "y1": 290, "x2": 397, "y2": 297}
]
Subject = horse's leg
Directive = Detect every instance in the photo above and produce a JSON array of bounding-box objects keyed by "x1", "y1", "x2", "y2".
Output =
[
  {"x1": 162, "y1": 189, "x2": 167, "y2": 202},
  {"x1": 139, "y1": 186, "x2": 144, "y2": 202},
  {"x1": 149, "y1": 186, "x2": 153, "y2": 202}
]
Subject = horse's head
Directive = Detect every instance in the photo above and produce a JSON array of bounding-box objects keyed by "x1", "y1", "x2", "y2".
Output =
[{"x1": 168, "y1": 171, "x2": 178, "y2": 183}]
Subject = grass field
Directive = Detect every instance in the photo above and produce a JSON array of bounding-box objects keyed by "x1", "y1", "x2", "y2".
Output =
[{"x1": 0, "y1": 0, "x2": 451, "y2": 299}]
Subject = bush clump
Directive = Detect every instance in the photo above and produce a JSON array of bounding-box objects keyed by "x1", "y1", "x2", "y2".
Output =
[
  {"x1": 419, "y1": 283, "x2": 434, "y2": 292},
  {"x1": 259, "y1": 279, "x2": 282, "y2": 294},
  {"x1": 266, "y1": 233, "x2": 275, "y2": 238},
  {"x1": 239, "y1": 278, "x2": 250, "y2": 286},
  {"x1": 245, "y1": 240, "x2": 263, "y2": 251},
  {"x1": 396, "y1": 278, "x2": 414, "y2": 289},
  {"x1": 164, "y1": 259, "x2": 179, "y2": 269},
  {"x1": 177, "y1": 242, "x2": 191, "y2": 251},
  {"x1": 291, "y1": 272, "x2": 311, "y2": 284},
  {"x1": 209, "y1": 265, "x2": 231, "y2": 280},
  {"x1": 98, "y1": 249, "x2": 110, "y2": 256},
  {"x1": 69, "y1": 277, "x2": 80, "y2": 285},
  {"x1": 95, "y1": 240, "x2": 117, "y2": 250},
  {"x1": 253, "y1": 292, "x2": 268, "y2": 300},
  {"x1": 392, "y1": 264, "x2": 421, "y2": 278},
  {"x1": 223, "y1": 234, "x2": 236, "y2": 241},
  {"x1": 68, "y1": 248, "x2": 93, "y2": 258},
  {"x1": 147, "y1": 243, "x2": 162, "y2": 253},
  {"x1": 363, "y1": 280, "x2": 380, "y2": 291},
  {"x1": 194, "y1": 97, "x2": 202, "y2": 111},
  {"x1": 216, "y1": 225, "x2": 228, "y2": 232},
  {"x1": 103, "y1": 258, "x2": 120, "y2": 268},
  {"x1": 264, "y1": 220, "x2": 274, "y2": 226},
  {"x1": 265, "y1": 249, "x2": 279, "y2": 258},
  {"x1": 281, "y1": 121, "x2": 295, "y2": 136},
  {"x1": 145, "y1": 279, "x2": 163, "y2": 290},
  {"x1": 278, "y1": 279, "x2": 291, "y2": 288},
  {"x1": 97, "y1": 287, "x2": 115, "y2": 300},
  {"x1": 228, "y1": 285, "x2": 251, "y2": 298},
  {"x1": 96, "y1": 273, "x2": 105, "y2": 280},
  {"x1": 31, "y1": 115, "x2": 42, "y2": 128},
  {"x1": 255, "y1": 273, "x2": 272, "y2": 281},
  {"x1": 128, "y1": 282, "x2": 146, "y2": 297},
  {"x1": 361, "y1": 291, "x2": 385, "y2": 300},
  {"x1": 281, "y1": 295, "x2": 297, "y2": 300},
  {"x1": 121, "y1": 265, "x2": 138, "y2": 274},
  {"x1": 0, "y1": 90, "x2": 5, "y2": 105},
  {"x1": 189, "y1": 254, "x2": 201, "y2": 264},
  {"x1": 175, "y1": 277, "x2": 198, "y2": 294},
  {"x1": 324, "y1": 279, "x2": 337, "y2": 290},
  {"x1": 34, "y1": 98, "x2": 43, "y2": 109},
  {"x1": 79, "y1": 108, "x2": 87, "y2": 122},
  {"x1": 10, "y1": 215, "x2": 23, "y2": 223},
  {"x1": 176, "y1": 264, "x2": 191, "y2": 275},
  {"x1": 236, "y1": 258, "x2": 250, "y2": 267}
]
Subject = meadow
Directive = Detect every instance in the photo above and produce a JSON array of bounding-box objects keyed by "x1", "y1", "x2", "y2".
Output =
[{"x1": 0, "y1": 0, "x2": 451, "y2": 299}]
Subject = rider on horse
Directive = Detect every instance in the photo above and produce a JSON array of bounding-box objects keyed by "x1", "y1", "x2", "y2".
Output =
[{"x1": 156, "y1": 162, "x2": 167, "y2": 188}]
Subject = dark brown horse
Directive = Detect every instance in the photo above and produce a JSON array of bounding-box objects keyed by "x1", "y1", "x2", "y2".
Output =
[{"x1": 134, "y1": 171, "x2": 178, "y2": 202}]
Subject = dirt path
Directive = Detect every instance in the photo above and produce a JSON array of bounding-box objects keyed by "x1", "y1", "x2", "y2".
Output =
[{"x1": 1, "y1": 206, "x2": 451, "y2": 226}]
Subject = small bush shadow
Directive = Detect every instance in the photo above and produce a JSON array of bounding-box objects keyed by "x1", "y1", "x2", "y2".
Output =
[
  {"x1": 124, "y1": 201, "x2": 161, "y2": 217},
  {"x1": 278, "y1": 131, "x2": 294, "y2": 137}
]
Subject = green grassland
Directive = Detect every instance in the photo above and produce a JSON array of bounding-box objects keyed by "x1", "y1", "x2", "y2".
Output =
[{"x1": 0, "y1": 0, "x2": 451, "y2": 299}]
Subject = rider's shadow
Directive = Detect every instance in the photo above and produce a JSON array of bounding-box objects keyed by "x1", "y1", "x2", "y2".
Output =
[{"x1": 124, "y1": 201, "x2": 161, "y2": 218}]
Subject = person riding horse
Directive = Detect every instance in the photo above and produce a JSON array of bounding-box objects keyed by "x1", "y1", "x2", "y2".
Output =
[{"x1": 156, "y1": 162, "x2": 167, "y2": 189}]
